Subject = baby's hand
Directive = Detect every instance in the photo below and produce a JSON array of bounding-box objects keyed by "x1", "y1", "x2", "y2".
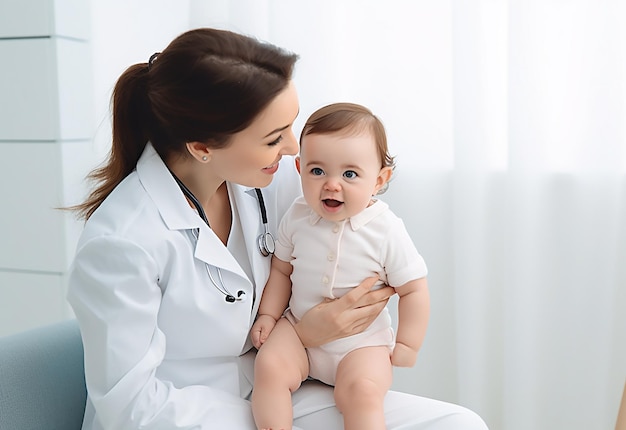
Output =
[
  {"x1": 250, "y1": 314, "x2": 278, "y2": 349},
  {"x1": 391, "y1": 342, "x2": 418, "y2": 367}
]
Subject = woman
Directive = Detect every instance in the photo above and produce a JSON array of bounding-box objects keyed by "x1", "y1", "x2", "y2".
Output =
[{"x1": 67, "y1": 27, "x2": 488, "y2": 429}]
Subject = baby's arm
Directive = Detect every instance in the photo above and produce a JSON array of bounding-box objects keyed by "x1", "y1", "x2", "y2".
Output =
[
  {"x1": 392, "y1": 277, "x2": 430, "y2": 367},
  {"x1": 250, "y1": 256, "x2": 293, "y2": 349}
]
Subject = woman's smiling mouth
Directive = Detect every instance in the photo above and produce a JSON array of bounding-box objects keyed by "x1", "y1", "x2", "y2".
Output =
[{"x1": 262, "y1": 162, "x2": 279, "y2": 174}]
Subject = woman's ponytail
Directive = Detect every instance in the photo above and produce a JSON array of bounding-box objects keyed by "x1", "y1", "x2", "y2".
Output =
[{"x1": 73, "y1": 63, "x2": 152, "y2": 220}]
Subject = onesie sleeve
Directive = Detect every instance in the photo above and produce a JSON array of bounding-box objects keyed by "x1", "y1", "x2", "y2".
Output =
[
  {"x1": 273, "y1": 200, "x2": 297, "y2": 263},
  {"x1": 381, "y1": 217, "x2": 428, "y2": 288}
]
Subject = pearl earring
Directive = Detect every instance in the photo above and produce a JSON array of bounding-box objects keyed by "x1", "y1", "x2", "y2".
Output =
[{"x1": 202, "y1": 156, "x2": 208, "y2": 161}]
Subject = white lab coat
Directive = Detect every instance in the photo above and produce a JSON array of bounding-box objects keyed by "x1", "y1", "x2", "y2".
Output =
[{"x1": 68, "y1": 143, "x2": 489, "y2": 430}]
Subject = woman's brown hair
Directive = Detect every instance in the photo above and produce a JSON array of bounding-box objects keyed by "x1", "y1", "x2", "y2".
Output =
[{"x1": 73, "y1": 28, "x2": 298, "y2": 220}]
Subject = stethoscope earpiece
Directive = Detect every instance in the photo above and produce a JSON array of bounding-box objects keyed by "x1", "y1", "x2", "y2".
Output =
[{"x1": 225, "y1": 291, "x2": 246, "y2": 303}]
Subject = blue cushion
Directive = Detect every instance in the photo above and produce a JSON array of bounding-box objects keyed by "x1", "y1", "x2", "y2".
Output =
[{"x1": 0, "y1": 319, "x2": 87, "y2": 430}]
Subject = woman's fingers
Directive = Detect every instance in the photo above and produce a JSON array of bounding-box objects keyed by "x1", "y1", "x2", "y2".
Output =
[
  {"x1": 339, "y1": 276, "x2": 379, "y2": 308},
  {"x1": 345, "y1": 297, "x2": 388, "y2": 334},
  {"x1": 353, "y1": 285, "x2": 394, "y2": 309},
  {"x1": 340, "y1": 277, "x2": 393, "y2": 310}
]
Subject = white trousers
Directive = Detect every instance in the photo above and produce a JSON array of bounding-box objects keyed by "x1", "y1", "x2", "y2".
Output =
[
  {"x1": 82, "y1": 348, "x2": 488, "y2": 429},
  {"x1": 82, "y1": 377, "x2": 488, "y2": 429},
  {"x1": 291, "y1": 379, "x2": 488, "y2": 430}
]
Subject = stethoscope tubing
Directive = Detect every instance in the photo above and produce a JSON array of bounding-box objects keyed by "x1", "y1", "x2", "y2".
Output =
[{"x1": 171, "y1": 170, "x2": 275, "y2": 302}]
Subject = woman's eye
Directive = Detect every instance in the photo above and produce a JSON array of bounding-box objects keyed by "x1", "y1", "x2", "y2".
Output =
[
  {"x1": 311, "y1": 167, "x2": 324, "y2": 176},
  {"x1": 268, "y1": 135, "x2": 283, "y2": 146},
  {"x1": 343, "y1": 170, "x2": 357, "y2": 179}
]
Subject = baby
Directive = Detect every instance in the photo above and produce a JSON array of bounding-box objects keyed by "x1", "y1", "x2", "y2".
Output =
[{"x1": 251, "y1": 102, "x2": 430, "y2": 430}]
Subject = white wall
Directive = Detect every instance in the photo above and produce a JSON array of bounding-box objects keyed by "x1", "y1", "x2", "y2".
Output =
[{"x1": 89, "y1": 0, "x2": 192, "y2": 161}]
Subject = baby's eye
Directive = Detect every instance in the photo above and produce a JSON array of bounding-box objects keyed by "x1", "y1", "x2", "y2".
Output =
[
  {"x1": 343, "y1": 170, "x2": 358, "y2": 179},
  {"x1": 311, "y1": 167, "x2": 324, "y2": 176}
]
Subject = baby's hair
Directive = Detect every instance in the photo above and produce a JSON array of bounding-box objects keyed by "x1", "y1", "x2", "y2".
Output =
[{"x1": 299, "y1": 102, "x2": 395, "y2": 170}]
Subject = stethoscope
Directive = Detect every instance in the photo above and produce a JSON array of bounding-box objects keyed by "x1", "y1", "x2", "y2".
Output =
[{"x1": 171, "y1": 172, "x2": 275, "y2": 303}]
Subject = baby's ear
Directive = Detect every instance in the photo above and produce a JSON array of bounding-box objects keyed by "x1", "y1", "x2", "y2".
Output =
[
  {"x1": 295, "y1": 156, "x2": 302, "y2": 174},
  {"x1": 375, "y1": 166, "x2": 393, "y2": 194}
]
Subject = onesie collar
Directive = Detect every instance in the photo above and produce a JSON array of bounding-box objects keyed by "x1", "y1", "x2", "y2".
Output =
[{"x1": 308, "y1": 199, "x2": 389, "y2": 231}]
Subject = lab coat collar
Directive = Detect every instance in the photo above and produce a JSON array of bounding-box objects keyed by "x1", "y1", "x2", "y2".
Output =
[
  {"x1": 135, "y1": 143, "x2": 248, "y2": 279},
  {"x1": 136, "y1": 143, "x2": 198, "y2": 231},
  {"x1": 308, "y1": 199, "x2": 389, "y2": 231}
]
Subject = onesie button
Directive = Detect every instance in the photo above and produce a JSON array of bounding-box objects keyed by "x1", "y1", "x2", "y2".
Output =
[
  {"x1": 327, "y1": 253, "x2": 335, "y2": 261},
  {"x1": 332, "y1": 224, "x2": 340, "y2": 233},
  {"x1": 322, "y1": 276, "x2": 329, "y2": 284}
]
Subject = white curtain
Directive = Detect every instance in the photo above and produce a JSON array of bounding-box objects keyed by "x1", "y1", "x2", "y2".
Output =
[
  {"x1": 193, "y1": 1, "x2": 626, "y2": 428},
  {"x1": 91, "y1": 1, "x2": 626, "y2": 428}
]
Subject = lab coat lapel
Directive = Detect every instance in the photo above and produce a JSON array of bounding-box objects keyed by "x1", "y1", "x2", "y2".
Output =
[
  {"x1": 193, "y1": 224, "x2": 248, "y2": 279},
  {"x1": 136, "y1": 143, "x2": 248, "y2": 279}
]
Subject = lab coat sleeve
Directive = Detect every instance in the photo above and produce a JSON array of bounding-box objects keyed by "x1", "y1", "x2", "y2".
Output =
[{"x1": 67, "y1": 236, "x2": 255, "y2": 429}]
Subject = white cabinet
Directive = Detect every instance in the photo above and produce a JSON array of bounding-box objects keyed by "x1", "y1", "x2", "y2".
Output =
[
  {"x1": 0, "y1": 0, "x2": 89, "y2": 39},
  {"x1": 0, "y1": 0, "x2": 91, "y2": 336},
  {"x1": 0, "y1": 271, "x2": 69, "y2": 337},
  {"x1": 0, "y1": 38, "x2": 60, "y2": 140},
  {"x1": 0, "y1": 141, "x2": 91, "y2": 273}
]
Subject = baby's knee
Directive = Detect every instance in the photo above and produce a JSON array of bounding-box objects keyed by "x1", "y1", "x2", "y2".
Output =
[
  {"x1": 255, "y1": 347, "x2": 289, "y2": 376},
  {"x1": 255, "y1": 349, "x2": 304, "y2": 391},
  {"x1": 334, "y1": 377, "x2": 386, "y2": 411}
]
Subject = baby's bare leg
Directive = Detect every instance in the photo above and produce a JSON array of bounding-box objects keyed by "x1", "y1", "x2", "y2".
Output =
[
  {"x1": 334, "y1": 346, "x2": 393, "y2": 430},
  {"x1": 252, "y1": 317, "x2": 310, "y2": 430}
]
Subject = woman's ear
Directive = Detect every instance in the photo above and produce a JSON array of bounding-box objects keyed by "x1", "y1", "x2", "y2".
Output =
[
  {"x1": 374, "y1": 166, "x2": 393, "y2": 194},
  {"x1": 186, "y1": 141, "x2": 211, "y2": 163}
]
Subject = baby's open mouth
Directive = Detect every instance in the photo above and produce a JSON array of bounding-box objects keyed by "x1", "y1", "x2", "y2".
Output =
[{"x1": 323, "y1": 199, "x2": 342, "y2": 208}]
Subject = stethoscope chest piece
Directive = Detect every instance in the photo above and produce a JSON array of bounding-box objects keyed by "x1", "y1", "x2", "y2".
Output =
[{"x1": 258, "y1": 231, "x2": 275, "y2": 257}]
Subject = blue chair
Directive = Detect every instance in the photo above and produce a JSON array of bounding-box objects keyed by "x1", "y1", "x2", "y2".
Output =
[{"x1": 0, "y1": 319, "x2": 87, "y2": 430}]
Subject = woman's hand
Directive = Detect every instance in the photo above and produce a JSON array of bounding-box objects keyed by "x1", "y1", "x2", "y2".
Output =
[{"x1": 292, "y1": 277, "x2": 394, "y2": 348}]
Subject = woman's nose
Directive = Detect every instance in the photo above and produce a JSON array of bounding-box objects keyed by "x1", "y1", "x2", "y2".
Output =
[{"x1": 280, "y1": 129, "x2": 299, "y2": 156}]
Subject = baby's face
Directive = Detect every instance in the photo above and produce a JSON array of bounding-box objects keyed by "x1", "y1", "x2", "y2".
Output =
[{"x1": 296, "y1": 130, "x2": 388, "y2": 222}]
